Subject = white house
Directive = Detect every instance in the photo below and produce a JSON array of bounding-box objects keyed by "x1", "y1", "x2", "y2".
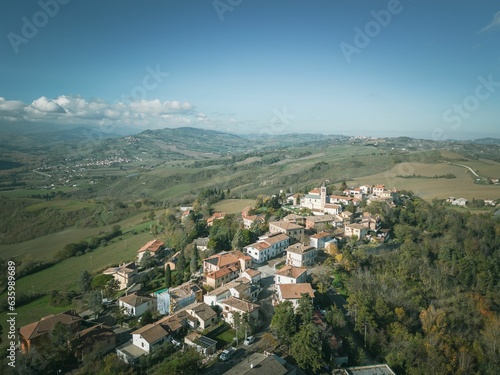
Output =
[
  {"x1": 118, "y1": 293, "x2": 156, "y2": 317},
  {"x1": 451, "y1": 198, "x2": 468, "y2": 206},
  {"x1": 309, "y1": 232, "x2": 332, "y2": 249},
  {"x1": 276, "y1": 283, "x2": 315, "y2": 309},
  {"x1": 244, "y1": 233, "x2": 290, "y2": 264},
  {"x1": 286, "y1": 243, "x2": 317, "y2": 267},
  {"x1": 131, "y1": 323, "x2": 170, "y2": 353},
  {"x1": 219, "y1": 297, "x2": 260, "y2": 327},
  {"x1": 274, "y1": 265, "x2": 308, "y2": 286},
  {"x1": 203, "y1": 279, "x2": 253, "y2": 307},
  {"x1": 372, "y1": 185, "x2": 385, "y2": 197},
  {"x1": 183, "y1": 302, "x2": 218, "y2": 330},
  {"x1": 240, "y1": 269, "x2": 262, "y2": 284}
]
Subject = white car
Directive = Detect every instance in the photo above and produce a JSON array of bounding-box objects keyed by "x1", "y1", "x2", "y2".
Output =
[{"x1": 243, "y1": 336, "x2": 255, "y2": 345}]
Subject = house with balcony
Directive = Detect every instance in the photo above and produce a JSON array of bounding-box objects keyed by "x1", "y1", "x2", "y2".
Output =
[
  {"x1": 244, "y1": 233, "x2": 290, "y2": 264},
  {"x1": 219, "y1": 297, "x2": 260, "y2": 326}
]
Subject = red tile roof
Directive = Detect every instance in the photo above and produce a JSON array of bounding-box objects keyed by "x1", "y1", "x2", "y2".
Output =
[
  {"x1": 275, "y1": 265, "x2": 307, "y2": 279},
  {"x1": 20, "y1": 310, "x2": 81, "y2": 340},
  {"x1": 278, "y1": 283, "x2": 315, "y2": 299},
  {"x1": 137, "y1": 239, "x2": 164, "y2": 253}
]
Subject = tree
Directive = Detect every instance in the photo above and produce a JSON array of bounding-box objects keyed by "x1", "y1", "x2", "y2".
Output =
[
  {"x1": 88, "y1": 290, "x2": 103, "y2": 317},
  {"x1": 260, "y1": 332, "x2": 279, "y2": 352},
  {"x1": 190, "y1": 245, "x2": 200, "y2": 274},
  {"x1": 271, "y1": 300, "x2": 297, "y2": 348},
  {"x1": 155, "y1": 348, "x2": 202, "y2": 375},
  {"x1": 99, "y1": 354, "x2": 135, "y2": 375},
  {"x1": 79, "y1": 270, "x2": 92, "y2": 293},
  {"x1": 104, "y1": 278, "x2": 120, "y2": 297},
  {"x1": 140, "y1": 251, "x2": 155, "y2": 269},
  {"x1": 296, "y1": 293, "x2": 314, "y2": 324},
  {"x1": 231, "y1": 228, "x2": 245, "y2": 250},
  {"x1": 148, "y1": 210, "x2": 155, "y2": 221},
  {"x1": 340, "y1": 180, "x2": 347, "y2": 192},
  {"x1": 141, "y1": 309, "x2": 154, "y2": 325},
  {"x1": 290, "y1": 322, "x2": 325, "y2": 372},
  {"x1": 325, "y1": 305, "x2": 346, "y2": 330},
  {"x1": 177, "y1": 249, "x2": 186, "y2": 274},
  {"x1": 165, "y1": 264, "x2": 172, "y2": 288},
  {"x1": 91, "y1": 274, "x2": 114, "y2": 290}
]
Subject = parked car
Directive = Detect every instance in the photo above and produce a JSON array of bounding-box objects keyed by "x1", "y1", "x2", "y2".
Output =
[
  {"x1": 243, "y1": 336, "x2": 255, "y2": 345},
  {"x1": 219, "y1": 347, "x2": 236, "y2": 361}
]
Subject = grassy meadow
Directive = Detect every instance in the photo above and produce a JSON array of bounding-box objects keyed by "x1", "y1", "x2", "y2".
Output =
[
  {"x1": 212, "y1": 199, "x2": 256, "y2": 214},
  {"x1": 0, "y1": 211, "x2": 153, "y2": 261},
  {"x1": 348, "y1": 162, "x2": 500, "y2": 201}
]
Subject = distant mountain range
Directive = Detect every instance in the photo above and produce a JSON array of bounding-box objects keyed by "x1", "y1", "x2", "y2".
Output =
[{"x1": 1, "y1": 122, "x2": 499, "y2": 159}]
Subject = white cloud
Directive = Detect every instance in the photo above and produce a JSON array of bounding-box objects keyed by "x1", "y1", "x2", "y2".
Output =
[
  {"x1": 0, "y1": 95, "x2": 249, "y2": 134},
  {"x1": 0, "y1": 97, "x2": 25, "y2": 112},
  {"x1": 0, "y1": 95, "x2": 200, "y2": 129},
  {"x1": 27, "y1": 96, "x2": 66, "y2": 114},
  {"x1": 480, "y1": 11, "x2": 500, "y2": 32},
  {"x1": 128, "y1": 99, "x2": 192, "y2": 115}
]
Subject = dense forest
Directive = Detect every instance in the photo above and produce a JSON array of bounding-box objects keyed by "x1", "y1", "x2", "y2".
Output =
[{"x1": 338, "y1": 195, "x2": 500, "y2": 374}]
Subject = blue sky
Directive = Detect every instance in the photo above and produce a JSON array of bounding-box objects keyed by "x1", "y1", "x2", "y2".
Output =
[{"x1": 1, "y1": 0, "x2": 499, "y2": 139}]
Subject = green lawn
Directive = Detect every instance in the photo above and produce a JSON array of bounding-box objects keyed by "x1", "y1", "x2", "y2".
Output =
[
  {"x1": 212, "y1": 199, "x2": 256, "y2": 214},
  {"x1": 0, "y1": 187, "x2": 80, "y2": 198},
  {"x1": 9, "y1": 229, "x2": 154, "y2": 296},
  {"x1": 24, "y1": 199, "x2": 99, "y2": 212},
  {"x1": 0, "y1": 226, "x2": 158, "y2": 337},
  {"x1": 0, "y1": 211, "x2": 152, "y2": 261}
]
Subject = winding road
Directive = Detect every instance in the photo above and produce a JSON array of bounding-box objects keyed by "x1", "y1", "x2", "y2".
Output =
[{"x1": 448, "y1": 162, "x2": 479, "y2": 178}]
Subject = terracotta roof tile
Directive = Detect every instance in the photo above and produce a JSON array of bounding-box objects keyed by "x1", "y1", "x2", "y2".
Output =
[{"x1": 278, "y1": 283, "x2": 315, "y2": 299}]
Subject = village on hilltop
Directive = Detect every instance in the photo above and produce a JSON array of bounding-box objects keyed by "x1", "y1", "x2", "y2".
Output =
[{"x1": 17, "y1": 182, "x2": 405, "y2": 374}]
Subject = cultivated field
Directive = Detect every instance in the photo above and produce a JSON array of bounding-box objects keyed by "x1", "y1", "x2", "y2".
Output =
[
  {"x1": 212, "y1": 199, "x2": 256, "y2": 213},
  {"x1": 348, "y1": 162, "x2": 499, "y2": 201},
  {"x1": 0, "y1": 211, "x2": 153, "y2": 261}
]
